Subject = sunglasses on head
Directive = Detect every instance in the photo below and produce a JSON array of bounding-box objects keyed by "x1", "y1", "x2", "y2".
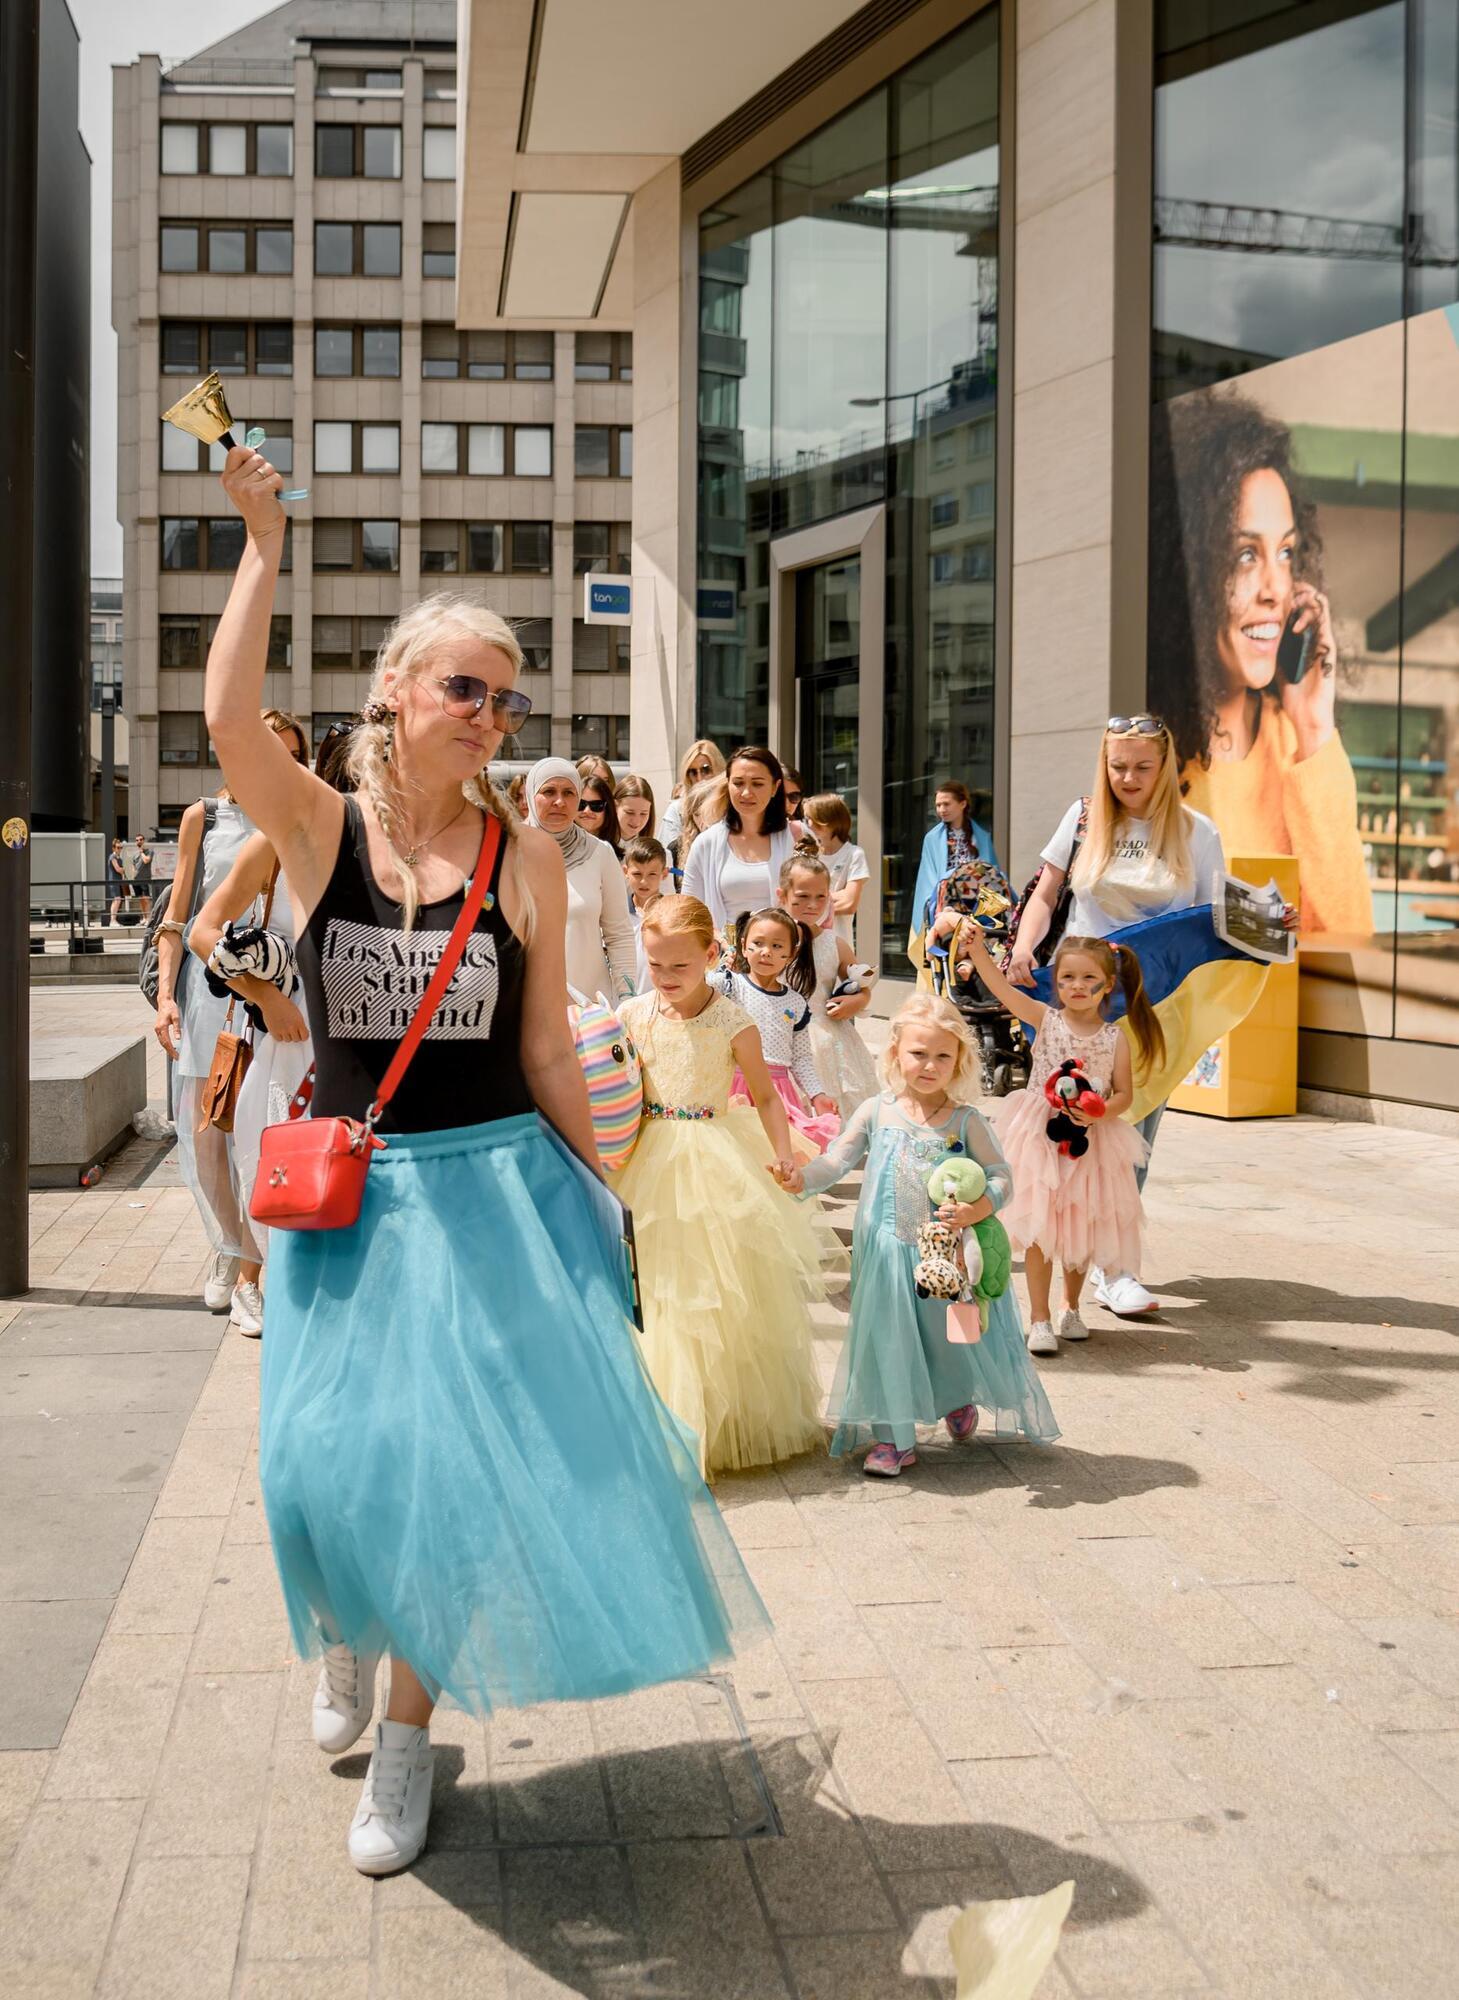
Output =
[
  {"x1": 433, "y1": 675, "x2": 533, "y2": 733},
  {"x1": 1107, "y1": 714, "x2": 1167, "y2": 738}
]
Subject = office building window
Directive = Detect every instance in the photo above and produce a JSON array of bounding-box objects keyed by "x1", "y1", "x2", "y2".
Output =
[
  {"x1": 159, "y1": 121, "x2": 292, "y2": 177},
  {"x1": 312, "y1": 421, "x2": 400, "y2": 475},
  {"x1": 313, "y1": 325, "x2": 401, "y2": 377},
  {"x1": 314, "y1": 223, "x2": 400, "y2": 278},
  {"x1": 159, "y1": 222, "x2": 292, "y2": 275},
  {"x1": 422, "y1": 224, "x2": 455, "y2": 278},
  {"x1": 317, "y1": 67, "x2": 402, "y2": 96},
  {"x1": 160, "y1": 518, "x2": 291, "y2": 572},
  {"x1": 161, "y1": 614, "x2": 290, "y2": 669},
  {"x1": 418, "y1": 423, "x2": 549, "y2": 477},
  {"x1": 160, "y1": 713, "x2": 212, "y2": 767},
  {"x1": 314, "y1": 124, "x2": 402, "y2": 178},
  {"x1": 572, "y1": 521, "x2": 631, "y2": 575},
  {"x1": 575, "y1": 426, "x2": 632, "y2": 478},
  {"x1": 572, "y1": 714, "x2": 629, "y2": 760},
  {"x1": 574, "y1": 331, "x2": 633, "y2": 380},
  {"x1": 312, "y1": 519, "x2": 400, "y2": 573},
  {"x1": 160, "y1": 323, "x2": 201, "y2": 374},
  {"x1": 417, "y1": 523, "x2": 550, "y2": 574},
  {"x1": 164, "y1": 419, "x2": 292, "y2": 475},
  {"x1": 423, "y1": 126, "x2": 456, "y2": 179},
  {"x1": 515, "y1": 618, "x2": 551, "y2": 671},
  {"x1": 312, "y1": 615, "x2": 391, "y2": 668},
  {"x1": 423, "y1": 68, "x2": 456, "y2": 99},
  {"x1": 418, "y1": 326, "x2": 552, "y2": 379}
]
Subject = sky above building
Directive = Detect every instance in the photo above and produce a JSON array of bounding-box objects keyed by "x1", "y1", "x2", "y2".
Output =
[{"x1": 71, "y1": 0, "x2": 270, "y2": 575}]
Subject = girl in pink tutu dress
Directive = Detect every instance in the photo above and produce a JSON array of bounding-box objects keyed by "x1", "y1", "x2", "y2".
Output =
[
  {"x1": 959, "y1": 930, "x2": 1164, "y2": 1357},
  {"x1": 716, "y1": 908, "x2": 841, "y2": 1156}
]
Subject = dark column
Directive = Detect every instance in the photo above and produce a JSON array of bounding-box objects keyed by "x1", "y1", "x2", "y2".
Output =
[{"x1": 0, "y1": 0, "x2": 40, "y2": 1293}]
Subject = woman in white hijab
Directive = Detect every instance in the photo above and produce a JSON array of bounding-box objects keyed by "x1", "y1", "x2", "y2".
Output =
[{"x1": 526, "y1": 758, "x2": 637, "y2": 1001}]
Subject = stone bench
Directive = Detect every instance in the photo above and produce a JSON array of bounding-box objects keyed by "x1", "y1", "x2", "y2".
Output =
[{"x1": 30, "y1": 1035, "x2": 148, "y2": 1187}]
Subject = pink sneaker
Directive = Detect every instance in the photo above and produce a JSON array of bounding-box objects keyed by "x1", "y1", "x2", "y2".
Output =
[
  {"x1": 863, "y1": 1443, "x2": 917, "y2": 1478},
  {"x1": 945, "y1": 1403, "x2": 979, "y2": 1442}
]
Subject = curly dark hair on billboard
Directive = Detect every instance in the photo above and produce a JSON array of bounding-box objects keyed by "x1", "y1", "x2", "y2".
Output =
[{"x1": 1147, "y1": 389, "x2": 1330, "y2": 775}]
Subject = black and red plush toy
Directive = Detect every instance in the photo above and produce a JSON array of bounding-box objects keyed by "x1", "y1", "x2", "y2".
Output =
[{"x1": 1043, "y1": 1059, "x2": 1107, "y2": 1157}]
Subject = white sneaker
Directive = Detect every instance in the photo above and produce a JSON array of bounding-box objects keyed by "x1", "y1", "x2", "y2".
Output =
[
  {"x1": 348, "y1": 1720, "x2": 434, "y2": 1876},
  {"x1": 1092, "y1": 1268, "x2": 1158, "y2": 1317},
  {"x1": 1059, "y1": 1308, "x2": 1090, "y2": 1342},
  {"x1": 312, "y1": 1644, "x2": 380, "y2": 1755},
  {"x1": 203, "y1": 1250, "x2": 240, "y2": 1313},
  {"x1": 229, "y1": 1279, "x2": 264, "y2": 1338},
  {"x1": 1026, "y1": 1320, "x2": 1059, "y2": 1357}
]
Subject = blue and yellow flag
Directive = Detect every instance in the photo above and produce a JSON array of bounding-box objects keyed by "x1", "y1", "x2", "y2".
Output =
[{"x1": 1030, "y1": 907, "x2": 1269, "y2": 1121}]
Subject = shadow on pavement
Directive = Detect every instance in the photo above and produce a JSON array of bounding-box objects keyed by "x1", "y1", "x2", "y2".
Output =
[{"x1": 329, "y1": 1733, "x2": 1148, "y2": 1995}]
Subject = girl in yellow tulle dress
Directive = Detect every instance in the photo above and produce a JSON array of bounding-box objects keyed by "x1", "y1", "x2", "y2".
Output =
[{"x1": 613, "y1": 894, "x2": 830, "y2": 1476}]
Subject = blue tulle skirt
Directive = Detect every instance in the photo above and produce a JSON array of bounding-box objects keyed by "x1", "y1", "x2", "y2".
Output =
[
  {"x1": 259, "y1": 1113, "x2": 768, "y2": 1713},
  {"x1": 830, "y1": 1231, "x2": 1061, "y2": 1457}
]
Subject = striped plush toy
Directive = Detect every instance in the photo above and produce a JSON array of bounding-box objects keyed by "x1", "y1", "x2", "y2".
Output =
[{"x1": 567, "y1": 991, "x2": 644, "y2": 1173}]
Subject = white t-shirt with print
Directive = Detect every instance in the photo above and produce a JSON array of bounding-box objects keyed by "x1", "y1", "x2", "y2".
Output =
[
  {"x1": 824, "y1": 841, "x2": 870, "y2": 944},
  {"x1": 1041, "y1": 801, "x2": 1224, "y2": 938}
]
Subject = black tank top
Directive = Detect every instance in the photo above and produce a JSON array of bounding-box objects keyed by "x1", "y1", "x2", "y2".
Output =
[{"x1": 295, "y1": 796, "x2": 533, "y2": 1134}]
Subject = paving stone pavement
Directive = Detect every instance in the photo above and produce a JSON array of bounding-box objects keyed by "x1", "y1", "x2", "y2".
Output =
[{"x1": 4, "y1": 985, "x2": 1459, "y2": 1997}]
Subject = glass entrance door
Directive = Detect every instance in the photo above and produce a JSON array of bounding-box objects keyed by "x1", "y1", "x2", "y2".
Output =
[{"x1": 794, "y1": 556, "x2": 861, "y2": 806}]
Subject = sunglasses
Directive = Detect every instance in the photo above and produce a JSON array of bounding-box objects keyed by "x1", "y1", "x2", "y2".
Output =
[
  {"x1": 784, "y1": 791, "x2": 803, "y2": 808},
  {"x1": 1107, "y1": 714, "x2": 1167, "y2": 738},
  {"x1": 433, "y1": 675, "x2": 533, "y2": 734},
  {"x1": 578, "y1": 796, "x2": 609, "y2": 814},
  {"x1": 687, "y1": 763, "x2": 714, "y2": 779}
]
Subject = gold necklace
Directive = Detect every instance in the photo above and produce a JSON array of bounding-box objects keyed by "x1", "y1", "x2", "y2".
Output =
[{"x1": 394, "y1": 798, "x2": 469, "y2": 868}]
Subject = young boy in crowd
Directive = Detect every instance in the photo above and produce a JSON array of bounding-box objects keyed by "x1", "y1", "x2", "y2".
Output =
[{"x1": 623, "y1": 835, "x2": 669, "y2": 993}]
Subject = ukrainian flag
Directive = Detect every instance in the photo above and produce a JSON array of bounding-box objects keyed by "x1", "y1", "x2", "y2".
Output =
[{"x1": 1030, "y1": 907, "x2": 1269, "y2": 1122}]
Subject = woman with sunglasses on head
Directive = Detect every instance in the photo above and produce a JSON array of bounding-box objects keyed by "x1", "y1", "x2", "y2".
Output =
[
  {"x1": 658, "y1": 739, "x2": 725, "y2": 866},
  {"x1": 154, "y1": 708, "x2": 308, "y2": 1325},
  {"x1": 526, "y1": 759, "x2": 637, "y2": 1000},
  {"x1": 203, "y1": 445, "x2": 765, "y2": 1878},
  {"x1": 681, "y1": 746, "x2": 799, "y2": 942},
  {"x1": 1005, "y1": 716, "x2": 1226, "y2": 1323}
]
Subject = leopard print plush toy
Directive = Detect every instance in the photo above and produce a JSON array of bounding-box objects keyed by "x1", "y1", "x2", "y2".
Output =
[{"x1": 913, "y1": 1219, "x2": 964, "y2": 1301}]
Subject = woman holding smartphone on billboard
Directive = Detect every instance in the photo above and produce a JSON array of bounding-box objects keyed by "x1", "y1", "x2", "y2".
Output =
[{"x1": 1148, "y1": 391, "x2": 1372, "y2": 937}]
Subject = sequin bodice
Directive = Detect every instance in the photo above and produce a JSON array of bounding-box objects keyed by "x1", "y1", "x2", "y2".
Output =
[
  {"x1": 876, "y1": 1101, "x2": 980, "y2": 1244},
  {"x1": 620, "y1": 990, "x2": 750, "y2": 1117},
  {"x1": 1026, "y1": 1012, "x2": 1121, "y2": 1098}
]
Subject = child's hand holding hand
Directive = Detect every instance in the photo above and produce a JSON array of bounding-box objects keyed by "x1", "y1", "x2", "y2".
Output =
[
  {"x1": 768, "y1": 1158, "x2": 803, "y2": 1193},
  {"x1": 938, "y1": 1196, "x2": 992, "y2": 1228},
  {"x1": 811, "y1": 1093, "x2": 838, "y2": 1119}
]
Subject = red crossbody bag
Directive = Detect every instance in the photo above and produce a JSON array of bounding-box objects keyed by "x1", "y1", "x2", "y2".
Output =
[{"x1": 249, "y1": 814, "x2": 502, "y2": 1232}]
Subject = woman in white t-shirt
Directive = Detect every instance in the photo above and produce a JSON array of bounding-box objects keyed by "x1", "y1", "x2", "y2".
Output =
[
  {"x1": 1007, "y1": 716, "x2": 1226, "y2": 1321},
  {"x1": 680, "y1": 746, "x2": 798, "y2": 938}
]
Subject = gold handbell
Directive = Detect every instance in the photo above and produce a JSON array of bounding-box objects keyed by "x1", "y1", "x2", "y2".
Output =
[{"x1": 161, "y1": 372, "x2": 237, "y2": 449}]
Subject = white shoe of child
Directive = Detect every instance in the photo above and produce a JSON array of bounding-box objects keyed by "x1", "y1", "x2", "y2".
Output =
[{"x1": 1026, "y1": 1320, "x2": 1059, "y2": 1357}]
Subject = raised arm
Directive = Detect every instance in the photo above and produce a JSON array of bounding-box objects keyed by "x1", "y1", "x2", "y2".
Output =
[
  {"x1": 204, "y1": 448, "x2": 343, "y2": 916},
  {"x1": 960, "y1": 926, "x2": 1047, "y2": 1031}
]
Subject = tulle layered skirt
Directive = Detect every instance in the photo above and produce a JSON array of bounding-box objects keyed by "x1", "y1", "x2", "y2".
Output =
[
  {"x1": 993, "y1": 1087, "x2": 1147, "y2": 1273},
  {"x1": 807, "y1": 1014, "x2": 881, "y2": 1121},
  {"x1": 259, "y1": 1113, "x2": 768, "y2": 1712},
  {"x1": 831, "y1": 1230, "x2": 1061, "y2": 1457},
  {"x1": 730, "y1": 1064, "x2": 841, "y2": 1157},
  {"x1": 611, "y1": 1111, "x2": 830, "y2": 1476}
]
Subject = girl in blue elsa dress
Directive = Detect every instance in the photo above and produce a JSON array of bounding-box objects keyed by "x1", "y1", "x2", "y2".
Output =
[{"x1": 790, "y1": 993, "x2": 1059, "y2": 1476}]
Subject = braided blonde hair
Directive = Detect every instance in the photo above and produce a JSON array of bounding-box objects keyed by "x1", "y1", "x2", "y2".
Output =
[{"x1": 345, "y1": 593, "x2": 526, "y2": 932}]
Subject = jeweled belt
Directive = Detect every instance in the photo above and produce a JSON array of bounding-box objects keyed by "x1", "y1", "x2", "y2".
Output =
[{"x1": 645, "y1": 1102, "x2": 716, "y2": 1121}]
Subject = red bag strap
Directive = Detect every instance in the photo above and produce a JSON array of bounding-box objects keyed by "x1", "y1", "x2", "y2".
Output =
[{"x1": 365, "y1": 812, "x2": 503, "y2": 1128}]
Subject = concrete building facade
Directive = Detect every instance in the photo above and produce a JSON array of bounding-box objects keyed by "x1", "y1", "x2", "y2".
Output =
[{"x1": 113, "y1": 0, "x2": 633, "y2": 834}]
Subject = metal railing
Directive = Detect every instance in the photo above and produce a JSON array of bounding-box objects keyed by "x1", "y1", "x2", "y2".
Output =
[{"x1": 29, "y1": 880, "x2": 151, "y2": 955}]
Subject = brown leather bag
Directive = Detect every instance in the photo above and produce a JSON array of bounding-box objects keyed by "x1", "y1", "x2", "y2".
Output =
[{"x1": 197, "y1": 863, "x2": 279, "y2": 1135}]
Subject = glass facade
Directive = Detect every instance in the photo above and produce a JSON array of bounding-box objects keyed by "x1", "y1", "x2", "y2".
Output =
[
  {"x1": 1150, "y1": 0, "x2": 1459, "y2": 1054},
  {"x1": 696, "y1": 6, "x2": 1000, "y2": 971}
]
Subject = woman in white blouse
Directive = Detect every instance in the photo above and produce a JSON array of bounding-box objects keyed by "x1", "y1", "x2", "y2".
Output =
[
  {"x1": 681, "y1": 746, "x2": 799, "y2": 938},
  {"x1": 525, "y1": 758, "x2": 637, "y2": 999}
]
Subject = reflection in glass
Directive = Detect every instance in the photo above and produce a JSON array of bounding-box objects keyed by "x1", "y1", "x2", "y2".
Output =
[
  {"x1": 1153, "y1": 4, "x2": 1405, "y2": 398},
  {"x1": 208, "y1": 230, "x2": 246, "y2": 275},
  {"x1": 362, "y1": 521, "x2": 400, "y2": 573},
  {"x1": 160, "y1": 226, "x2": 198, "y2": 273},
  {"x1": 883, "y1": 6, "x2": 1000, "y2": 970},
  {"x1": 772, "y1": 90, "x2": 888, "y2": 534},
  {"x1": 362, "y1": 328, "x2": 401, "y2": 378}
]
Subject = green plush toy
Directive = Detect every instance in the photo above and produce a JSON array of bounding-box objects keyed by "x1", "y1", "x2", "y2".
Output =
[{"x1": 923, "y1": 1156, "x2": 1014, "y2": 1331}]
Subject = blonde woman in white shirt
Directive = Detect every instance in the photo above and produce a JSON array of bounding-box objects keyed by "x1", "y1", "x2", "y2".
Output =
[{"x1": 525, "y1": 758, "x2": 637, "y2": 999}]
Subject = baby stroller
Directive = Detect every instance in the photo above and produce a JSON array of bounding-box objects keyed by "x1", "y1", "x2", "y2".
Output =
[{"x1": 923, "y1": 861, "x2": 1031, "y2": 1098}]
